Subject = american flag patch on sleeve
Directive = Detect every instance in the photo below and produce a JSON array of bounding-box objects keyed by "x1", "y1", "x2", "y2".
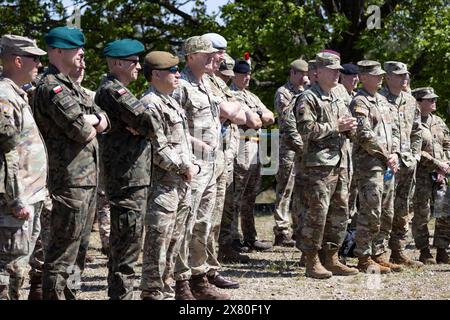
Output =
[{"x1": 52, "y1": 85, "x2": 63, "y2": 94}]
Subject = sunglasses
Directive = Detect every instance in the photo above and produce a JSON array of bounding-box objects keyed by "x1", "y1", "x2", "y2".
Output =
[
  {"x1": 159, "y1": 65, "x2": 179, "y2": 74},
  {"x1": 18, "y1": 55, "x2": 41, "y2": 63},
  {"x1": 120, "y1": 58, "x2": 140, "y2": 65}
]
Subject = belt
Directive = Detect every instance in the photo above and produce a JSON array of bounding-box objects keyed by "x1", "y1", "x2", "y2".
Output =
[{"x1": 240, "y1": 136, "x2": 259, "y2": 142}]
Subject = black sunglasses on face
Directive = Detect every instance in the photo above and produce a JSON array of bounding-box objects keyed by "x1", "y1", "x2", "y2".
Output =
[
  {"x1": 157, "y1": 65, "x2": 179, "y2": 74},
  {"x1": 120, "y1": 58, "x2": 140, "y2": 65},
  {"x1": 18, "y1": 55, "x2": 41, "y2": 63}
]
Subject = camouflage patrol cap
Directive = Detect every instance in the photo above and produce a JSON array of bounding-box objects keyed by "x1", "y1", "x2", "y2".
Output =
[
  {"x1": 290, "y1": 59, "x2": 308, "y2": 72},
  {"x1": 384, "y1": 61, "x2": 409, "y2": 75},
  {"x1": 357, "y1": 60, "x2": 385, "y2": 75},
  {"x1": 411, "y1": 87, "x2": 438, "y2": 100},
  {"x1": 315, "y1": 52, "x2": 343, "y2": 70},
  {"x1": 0, "y1": 34, "x2": 46, "y2": 57},
  {"x1": 219, "y1": 52, "x2": 234, "y2": 77},
  {"x1": 308, "y1": 59, "x2": 317, "y2": 70},
  {"x1": 183, "y1": 36, "x2": 218, "y2": 56},
  {"x1": 144, "y1": 51, "x2": 179, "y2": 70}
]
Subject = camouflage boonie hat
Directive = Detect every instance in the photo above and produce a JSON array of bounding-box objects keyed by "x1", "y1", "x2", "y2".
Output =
[
  {"x1": 290, "y1": 59, "x2": 308, "y2": 72},
  {"x1": 219, "y1": 52, "x2": 234, "y2": 77},
  {"x1": 411, "y1": 87, "x2": 438, "y2": 100},
  {"x1": 0, "y1": 34, "x2": 46, "y2": 57},
  {"x1": 308, "y1": 59, "x2": 317, "y2": 70},
  {"x1": 315, "y1": 52, "x2": 343, "y2": 70},
  {"x1": 357, "y1": 60, "x2": 385, "y2": 75},
  {"x1": 384, "y1": 61, "x2": 409, "y2": 75},
  {"x1": 183, "y1": 36, "x2": 218, "y2": 56}
]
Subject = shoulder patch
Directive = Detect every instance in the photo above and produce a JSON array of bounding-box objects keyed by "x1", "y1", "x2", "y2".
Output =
[
  {"x1": 354, "y1": 106, "x2": 369, "y2": 116},
  {"x1": 52, "y1": 85, "x2": 63, "y2": 94},
  {"x1": 117, "y1": 88, "x2": 127, "y2": 96},
  {"x1": 0, "y1": 98, "x2": 13, "y2": 114}
]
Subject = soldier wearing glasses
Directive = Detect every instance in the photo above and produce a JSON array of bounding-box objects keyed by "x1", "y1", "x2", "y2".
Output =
[{"x1": 95, "y1": 39, "x2": 156, "y2": 300}]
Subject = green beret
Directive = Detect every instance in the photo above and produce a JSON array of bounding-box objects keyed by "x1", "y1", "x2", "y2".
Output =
[
  {"x1": 44, "y1": 26, "x2": 85, "y2": 49},
  {"x1": 144, "y1": 51, "x2": 179, "y2": 69},
  {"x1": 103, "y1": 39, "x2": 144, "y2": 58}
]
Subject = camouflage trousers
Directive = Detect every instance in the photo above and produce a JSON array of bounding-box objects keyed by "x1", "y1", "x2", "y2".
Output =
[
  {"x1": 0, "y1": 201, "x2": 43, "y2": 293},
  {"x1": 389, "y1": 162, "x2": 416, "y2": 251},
  {"x1": 96, "y1": 189, "x2": 110, "y2": 252},
  {"x1": 273, "y1": 148, "x2": 296, "y2": 236},
  {"x1": 298, "y1": 166, "x2": 349, "y2": 253},
  {"x1": 107, "y1": 186, "x2": 147, "y2": 300},
  {"x1": 412, "y1": 171, "x2": 450, "y2": 249},
  {"x1": 233, "y1": 158, "x2": 261, "y2": 242},
  {"x1": 140, "y1": 172, "x2": 191, "y2": 300},
  {"x1": 42, "y1": 187, "x2": 97, "y2": 300},
  {"x1": 292, "y1": 160, "x2": 306, "y2": 247},
  {"x1": 175, "y1": 159, "x2": 217, "y2": 280},
  {"x1": 218, "y1": 158, "x2": 239, "y2": 246},
  {"x1": 354, "y1": 170, "x2": 395, "y2": 257},
  {"x1": 348, "y1": 172, "x2": 359, "y2": 229}
]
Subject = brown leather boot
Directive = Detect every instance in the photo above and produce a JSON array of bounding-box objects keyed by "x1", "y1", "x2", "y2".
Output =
[
  {"x1": 304, "y1": 251, "x2": 332, "y2": 279},
  {"x1": 28, "y1": 275, "x2": 43, "y2": 300},
  {"x1": 174, "y1": 280, "x2": 196, "y2": 300},
  {"x1": 357, "y1": 256, "x2": 391, "y2": 274},
  {"x1": 372, "y1": 252, "x2": 403, "y2": 272},
  {"x1": 436, "y1": 248, "x2": 449, "y2": 264},
  {"x1": 390, "y1": 250, "x2": 424, "y2": 267},
  {"x1": 190, "y1": 275, "x2": 230, "y2": 300},
  {"x1": 323, "y1": 250, "x2": 358, "y2": 276},
  {"x1": 218, "y1": 245, "x2": 250, "y2": 264},
  {"x1": 419, "y1": 247, "x2": 436, "y2": 265}
]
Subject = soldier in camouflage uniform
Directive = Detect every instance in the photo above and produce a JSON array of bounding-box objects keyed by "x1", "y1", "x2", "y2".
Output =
[
  {"x1": 34, "y1": 27, "x2": 110, "y2": 300},
  {"x1": 0, "y1": 35, "x2": 47, "y2": 299},
  {"x1": 295, "y1": 52, "x2": 358, "y2": 279},
  {"x1": 139, "y1": 51, "x2": 199, "y2": 300},
  {"x1": 411, "y1": 87, "x2": 450, "y2": 264},
  {"x1": 95, "y1": 39, "x2": 157, "y2": 300},
  {"x1": 379, "y1": 61, "x2": 423, "y2": 267},
  {"x1": 230, "y1": 59, "x2": 274, "y2": 252},
  {"x1": 172, "y1": 36, "x2": 229, "y2": 300},
  {"x1": 272, "y1": 59, "x2": 308, "y2": 247},
  {"x1": 351, "y1": 60, "x2": 403, "y2": 274}
]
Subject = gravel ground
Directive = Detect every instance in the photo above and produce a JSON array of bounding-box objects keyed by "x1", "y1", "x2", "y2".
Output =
[{"x1": 18, "y1": 213, "x2": 450, "y2": 300}]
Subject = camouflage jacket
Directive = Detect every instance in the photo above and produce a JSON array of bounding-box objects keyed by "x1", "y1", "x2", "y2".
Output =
[
  {"x1": 351, "y1": 88, "x2": 400, "y2": 171},
  {"x1": 0, "y1": 77, "x2": 48, "y2": 209},
  {"x1": 34, "y1": 64, "x2": 107, "y2": 190},
  {"x1": 296, "y1": 83, "x2": 352, "y2": 168},
  {"x1": 379, "y1": 87, "x2": 422, "y2": 167},
  {"x1": 418, "y1": 113, "x2": 450, "y2": 173},
  {"x1": 140, "y1": 86, "x2": 195, "y2": 181},
  {"x1": 95, "y1": 74, "x2": 154, "y2": 190},
  {"x1": 172, "y1": 67, "x2": 222, "y2": 157}
]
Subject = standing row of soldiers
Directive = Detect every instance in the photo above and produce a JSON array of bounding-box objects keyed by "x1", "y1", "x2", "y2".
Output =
[
  {"x1": 0, "y1": 25, "x2": 449, "y2": 301},
  {"x1": 278, "y1": 51, "x2": 450, "y2": 279}
]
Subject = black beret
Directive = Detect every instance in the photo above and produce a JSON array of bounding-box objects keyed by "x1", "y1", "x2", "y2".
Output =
[{"x1": 233, "y1": 59, "x2": 251, "y2": 74}]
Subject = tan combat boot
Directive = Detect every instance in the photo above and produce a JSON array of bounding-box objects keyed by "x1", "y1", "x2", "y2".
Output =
[
  {"x1": 390, "y1": 250, "x2": 424, "y2": 267},
  {"x1": 323, "y1": 250, "x2": 359, "y2": 276},
  {"x1": 436, "y1": 248, "x2": 449, "y2": 264},
  {"x1": 298, "y1": 253, "x2": 306, "y2": 267},
  {"x1": 372, "y1": 252, "x2": 403, "y2": 272},
  {"x1": 357, "y1": 256, "x2": 391, "y2": 274},
  {"x1": 174, "y1": 280, "x2": 196, "y2": 300},
  {"x1": 304, "y1": 251, "x2": 332, "y2": 279},
  {"x1": 8, "y1": 276, "x2": 24, "y2": 300},
  {"x1": 190, "y1": 275, "x2": 230, "y2": 300},
  {"x1": 419, "y1": 247, "x2": 436, "y2": 265}
]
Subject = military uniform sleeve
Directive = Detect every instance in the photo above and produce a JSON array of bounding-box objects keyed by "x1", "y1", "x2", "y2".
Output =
[
  {"x1": 296, "y1": 94, "x2": 339, "y2": 141},
  {"x1": 352, "y1": 101, "x2": 390, "y2": 163},
  {"x1": 410, "y1": 102, "x2": 423, "y2": 161},
  {"x1": 274, "y1": 90, "x2": 291, "y2": 115},
  {"x1": 37, "y1": 84, "x2": 94, "y2": 144},
  {"x1": 0, "y1": 101, "x2": 19, "y2": 153},
  {"x1": 439, "y1": 117, "x2": 450, "y2": 161},
  {"x1": 282, "y1": 103, "x2": 303, "y2": 152}
]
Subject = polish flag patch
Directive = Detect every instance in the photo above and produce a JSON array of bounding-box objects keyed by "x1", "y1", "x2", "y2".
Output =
[
  {"x1": 52, "y1": 85, "x2": 63, "y2": 94},
  {"x1": 117, "y1": 88, "x2": 127, "y2": 95}
]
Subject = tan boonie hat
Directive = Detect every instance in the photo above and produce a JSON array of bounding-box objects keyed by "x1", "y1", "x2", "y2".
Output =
[
  {"x1": 308, "y1": 59, "x2": 317, "y2": 70},
  {"x1": 290, "y1": 59, "x2": 308, "y2": 72},
  {"x1": 219, "y1": 52, "x2": 234, "y2": 77},
  {"x1": 357, "y1": 60, "x2": 386, "y2": 75},
  {"x1": 144, "y1": 51, "x2": 179, "y2": 69},
  {"x1": 0, "y1": 34, "x2": 46, "y2": 57},
  {"x1": 411, "y1": 87, "x2": 439, "y2": 100},
  {"x1": 183, "y1": 36, "x2": 218, "y2": 56},
  {"x1": 315, "y1": 52, "x2": 343, "y2": 70},
  {"x1": 384, "y1": 61, "x2": 409, "y2": 75}
]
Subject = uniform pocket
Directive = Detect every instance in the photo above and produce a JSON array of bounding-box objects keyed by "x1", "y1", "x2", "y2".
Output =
[{"x1": 51, "y1": 193, "x2": 84, "y2": 240}]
